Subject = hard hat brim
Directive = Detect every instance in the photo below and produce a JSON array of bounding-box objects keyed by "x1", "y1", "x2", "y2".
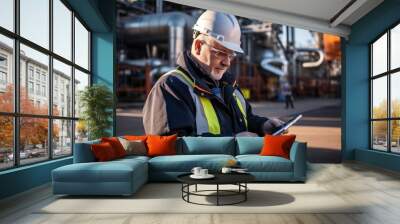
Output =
[{"x1": 214, "y1": 39, "x2": 244, "y2": 54}]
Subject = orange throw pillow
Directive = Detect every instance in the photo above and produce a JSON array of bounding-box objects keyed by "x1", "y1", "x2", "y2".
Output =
[
  {"x1": 101, "y1": 137, "x2": 127, "y2": 158},
  {"x1": 146, "y1": 134, "x2": 177, "y2": 157},
  {"x1": 91, "y1": 142, "x2": 117, "y2": 161},
  {"x1": 124, "y1": 135, "x2": 148, "y2": 141},
  {"x1": 260, "y1": 135, "x2": 296, "y2": 159}
]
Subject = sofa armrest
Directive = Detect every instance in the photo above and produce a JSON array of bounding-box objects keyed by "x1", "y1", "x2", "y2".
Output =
[
  {"x1": 73, "y1": 140, "x2": 100, "y2": 163},
  {"x1": 289, "y1": 141, "x2": 307, "y2": 181}
]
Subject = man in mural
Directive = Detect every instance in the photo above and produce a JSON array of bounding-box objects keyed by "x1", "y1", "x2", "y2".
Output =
[{"x1": 143, "y1": 10, "x2": 284, "y2": 136}]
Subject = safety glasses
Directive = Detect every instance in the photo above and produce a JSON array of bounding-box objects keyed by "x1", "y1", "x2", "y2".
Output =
[{"x1": 202, "y1": 41, "x2": 237, "y2": 60}]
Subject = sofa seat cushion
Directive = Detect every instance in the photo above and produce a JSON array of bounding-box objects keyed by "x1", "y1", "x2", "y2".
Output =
[
  {"x1": 116, "y1": 155, "x2": 150, "y2": 163},
  {"x1": 236, "y1": 155, "x2": 293, "y2": 172},
  {"x1": 53, "y1": 159, "x2": 147, "y2": 183},
  {"x1": 149, "y1": 154, "x2": 235, "y2": 172}
]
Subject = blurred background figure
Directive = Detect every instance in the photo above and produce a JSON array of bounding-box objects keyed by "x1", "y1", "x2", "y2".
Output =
[{"x1": 281, "y1": 81, "x2": 294, "y2": 109}]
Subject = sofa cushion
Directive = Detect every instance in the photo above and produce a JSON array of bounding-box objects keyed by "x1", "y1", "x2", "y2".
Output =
[
  {"x1": 235, "y1": 137, "x2": 263, "y2": 155},
  {"x1": 114, "y1": 155, "x2": 150, "y2": 164},
  {"x1": 124, "y1": 135, "x2": 148, "y2": 141},
  {"x1": 260, "y1": 135, "x2": 296, "y2": 159},
  {"x1": 146, "y1": 134, "x2": 177, "y2": 157},
  {"x1": 236, "y1": 155, "x2": 293, "y2": 172},
  {"x1": 52, "y1": 160, "x2": 145, "y2": 183},
  {"x1": 91, "y1": 142, "x2": 118, "y2": 162},
  {"x1": 52, "y1": 158, "x2": 148, "y2": 195},
  {"x1": 118, "y1": 137, "x2": 147, "y2": 156},
  {"x1": 178, "y1": 137, "x2": 235, "y2": 155},
  {"x1": 101, "y1": 137, "x2": 127, "y2": 158},
  {"x1": 148, "y1": 154, "x2": 235, "y2": 172}
]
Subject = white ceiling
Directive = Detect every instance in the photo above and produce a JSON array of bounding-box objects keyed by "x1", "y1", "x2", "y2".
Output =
[{"x1": 165, "y1": 0, "x2": 384, "y2": 38}]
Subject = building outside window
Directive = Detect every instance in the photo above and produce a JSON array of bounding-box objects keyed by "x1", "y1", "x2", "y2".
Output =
[
  {"x1": 0, "y1": 0, "x2": 91, "y2": 170},
  {"x1": 28, "y1": 66, "x2": 34, "y2": 80},
  {"x1": 42, "y1": 85, "x2": 46, "y2": 97},
  {"x1": 370, "y1": 23, "x2": 400, "y2": 154},
  {"x1": 0, "y1": 54, "x2": 7, "y2": 67},
  {"x1": 35, "y1": 83, "x2": 40, "y2": 95},
  {"x1": 28, "y1": 81, "x2": 34, "y2": 94},
  {"x1": 41, "y1": 73, "x2": 46, "y2": 83},
  {"x1": 0, "y1": 54, "x2": 7, "y2": 89},
  {"x1": 0, "y1": 71, "x2": 6, "y2": 85}
]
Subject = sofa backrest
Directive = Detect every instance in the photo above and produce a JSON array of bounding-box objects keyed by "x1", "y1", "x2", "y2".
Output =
[
  {"x1": 73, "y1": 136, "x2": 267, "y2": 162},
  {"x1": 177, "y1": 137, "x2": 235, "y2": 155},
  {"x1": 235, "y1": 137, "x2": 264, "y2": 155}
]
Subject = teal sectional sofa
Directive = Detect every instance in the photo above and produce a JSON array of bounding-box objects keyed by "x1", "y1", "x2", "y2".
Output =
[{"x1": 52, "y1": 137, "x2": 307, "y2": 196}]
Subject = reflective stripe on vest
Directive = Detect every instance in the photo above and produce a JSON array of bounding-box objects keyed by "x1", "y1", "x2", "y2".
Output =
[
  {"x1": 233, "y1": 90, "x2": 248, "y2": 128},
  {"x1": 166, "y1": 69, "x2": 221, "y2": 135}
]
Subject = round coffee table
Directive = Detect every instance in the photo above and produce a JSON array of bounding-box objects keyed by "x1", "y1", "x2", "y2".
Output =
[{"x1": 177, "y1": 172, "x2": 255, "y2": 206}]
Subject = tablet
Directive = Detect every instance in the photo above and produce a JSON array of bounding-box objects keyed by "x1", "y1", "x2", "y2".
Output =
[{"x1": 272, "y1": 114, "x2": 302, "y2": 136}]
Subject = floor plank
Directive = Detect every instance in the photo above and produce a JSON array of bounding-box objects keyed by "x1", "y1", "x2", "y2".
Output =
[{"x1": 1, "y1": 162, "x2": 400, "y2": 224}]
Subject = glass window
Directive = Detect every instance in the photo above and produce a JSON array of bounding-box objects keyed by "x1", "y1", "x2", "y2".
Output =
[
  {"x1": 371, "y1": 24, "x2": 400, "y2": 153},
  {"x1": 19, "y1": 117, "x2": 49, "y2": 165},
  {"x1": 0, "y1": 35, "x2": 14, "y2": 113},
  {"x1": 372, "y1": 121, "x2": 388, "y2": 151},
  {"x1": 75, "y1": 120, "x2": 88, "y2": 143},
  {"x1": 391, "y1": 120, "x2": 400, "y2": 153},
  {"x1": 20, "y1": 0, "x2": 49, "y2": 49},
  {"x1": 53, "y1": 119, "x2": 72, "y2": 158},
  {"x1": 20, "y1": 44, "x2": 49, "y2": 115},
  {"x1": 42, "y1": 85, "x2": 46, "y2": 96},
  {"x1": 0, "y1": 0, "x2": 92, "y2": 170},
  {"x1": 0, "y1": 54, "x2": 7, "y2": 67},
  {"x1": 372, "y1": 76, "x2": 387, "y2": 119},
  {"x1": 28, "y1": 81, "x2": 34, "y2": 94},
  {"x1": 372, "y1": 33, "x2": 387, "y2": 76},
  {"x1": 53, "y1": 0, "x2": 72, "y2": 60},
  {"x1": 0, "y1": 0, "x2": 14, "y2": 32},
  {"x1": 0, "y1": 116, "x2": 13, "y2": 170},
  {"x1": 74, "y1": 69, "x2": 89, "y2": 118},
  {"x1": 35, "y1": 70, "x2": 40, "y2": 80},
  {"x1": 74, "y1": 17, "x2": 89, "y2": 70},
  {"x1": 391, "y1": 24, "x2": 400, "y2": 70},
  {"x1": 391, "y1": 72, "x2": 400, "y2": 118},
  {"x1": 53, "y1": 59, "x2": 72, "y2": 117},
  {"x1": 28, "y1": 67, "x2": 34, "y2": 80},
  {"x1": 0, "y1": 71, "x2": 7, "y2": 84},
  {"x1": 36, "y1": 83, "x2": 40, "y2": 95}
]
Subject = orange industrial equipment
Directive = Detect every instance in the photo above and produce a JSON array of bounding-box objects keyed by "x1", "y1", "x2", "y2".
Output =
[{"x1": 323, "y1": 34, "x2": 341, "y2": 61}]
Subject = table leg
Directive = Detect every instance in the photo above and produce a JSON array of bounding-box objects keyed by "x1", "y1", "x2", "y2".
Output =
[
  {"x1": 217, "y1": 184, "x2": 219, "y2": 206},
  {"x1": 245, "y1": 183, "x2": 247, "y2": 201},
  {"x1": 195, "y1": 184, "x2": 197, "y2": 192}
]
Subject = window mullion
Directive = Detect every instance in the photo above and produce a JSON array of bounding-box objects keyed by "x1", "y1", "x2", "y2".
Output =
[
  {"x1": 388, "y1": 29, "x2": 391, "y2": 152},
  {"x1": 49, "y1": 0, "x2": 54, "y2": 160},
  {"x1": 13, "y1": 0, "x2": 20, "y2": 167},
  {"x1": 71, "y1": 10, "x2": 76, "y2": 154}
]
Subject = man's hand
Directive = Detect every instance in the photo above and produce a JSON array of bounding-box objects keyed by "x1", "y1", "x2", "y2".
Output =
[
  {"x1": 235, "y1": 131, "x2": 258, "y2": 137},
  {"x1": 263, "y1": 118, "x2": 286, "y2": 135}
]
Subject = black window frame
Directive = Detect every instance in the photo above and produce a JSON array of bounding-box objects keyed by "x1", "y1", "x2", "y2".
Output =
[
  {"x1": 370, "y1": 20, "x2": 400, "y2": 154},
  {"x1": 0, "y1": 0, "x2": 92, "y2": 171}
]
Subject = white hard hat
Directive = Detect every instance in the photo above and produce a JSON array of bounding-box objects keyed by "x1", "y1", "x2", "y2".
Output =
[{"x1": 193, "y1": 10, "x2": 244, "y2": 53}]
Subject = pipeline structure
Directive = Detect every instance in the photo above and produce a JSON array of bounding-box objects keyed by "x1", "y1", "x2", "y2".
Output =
[{"x1": 116, "y1": 0, "x2": 341, "y2": 102}]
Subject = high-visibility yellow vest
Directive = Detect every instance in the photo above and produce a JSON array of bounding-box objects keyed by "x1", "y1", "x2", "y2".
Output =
[{"x1": 167, "y1": 69, "x2": 247, "y2": 135}]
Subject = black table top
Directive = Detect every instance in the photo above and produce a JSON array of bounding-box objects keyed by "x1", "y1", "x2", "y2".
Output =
[{"x1": 177, "y1": 172, "x2": 255, "y2": 185}]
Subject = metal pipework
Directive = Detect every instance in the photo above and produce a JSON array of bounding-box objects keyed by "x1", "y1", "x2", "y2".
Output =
[
  {"x1": 291, "y1": 48, "x2": 324, "y2": 85},
  {"x1": 119, "y1": 12, "x2": 194, "y2": 66}
]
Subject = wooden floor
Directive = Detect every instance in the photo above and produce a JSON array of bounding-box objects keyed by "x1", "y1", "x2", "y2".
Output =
[{"x1": 1, "y1": 162, "x2": 400, "y2": 224}]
